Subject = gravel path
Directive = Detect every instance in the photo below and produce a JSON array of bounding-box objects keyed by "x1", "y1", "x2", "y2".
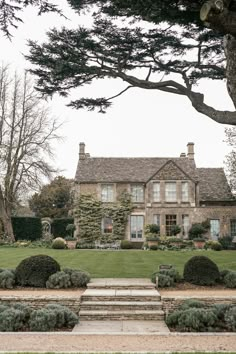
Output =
[{"x1": 0, "y1": 333, "x2": 235, "y2": 352}]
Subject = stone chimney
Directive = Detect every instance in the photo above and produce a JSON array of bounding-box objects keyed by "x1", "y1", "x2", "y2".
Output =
[
  {"x1": 79, "y1": 142, "x2": 86, "y2": 160},
  {"x1": 187, "y1": 142, "x2": 194, "y2": 160},
  {"x1": 180, "y1": 153, "x2": 186, "y2": 158}
]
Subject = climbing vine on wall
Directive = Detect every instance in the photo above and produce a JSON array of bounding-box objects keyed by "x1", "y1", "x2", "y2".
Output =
[{"x1": 75, "y1": 192, "x2": 133, "y2": 243}]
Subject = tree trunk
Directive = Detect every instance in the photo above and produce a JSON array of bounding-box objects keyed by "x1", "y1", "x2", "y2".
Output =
[
  {"x1": 0, "y1": 188, "x2": 15, "y2": 242},
  {"x1": 224, "y1": 34, "x2": 236, "y2": 108}
]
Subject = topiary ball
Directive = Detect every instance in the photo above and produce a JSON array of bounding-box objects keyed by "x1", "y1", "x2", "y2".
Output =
[
  {"x1": 15, "y1": 255, "x2": 60, "y2": 288},
  {"x1": 183, "y1": 256, "x2": 220, "y2": 286}
]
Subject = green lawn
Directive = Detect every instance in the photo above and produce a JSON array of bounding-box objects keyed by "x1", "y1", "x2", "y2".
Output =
[{"x1": 0, "y1": 248, "x2": 235, "y2": 277}]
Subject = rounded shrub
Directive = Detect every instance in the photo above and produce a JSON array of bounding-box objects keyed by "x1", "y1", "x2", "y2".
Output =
[
  {"x1": 0, "y1": 308, "x2": 26, "y2": 331},
  {"x1": 0, "y1": 269, "x2": 15, "y2": 289},
  {"x1": 224, "y1": 271, "x2": 236, "y2": 288},
  {"x1": 210, "y1": 241, "x2": 223, "y2": 251},
  {"x1": 183, "y1": 256, "x2": 220, "y2": 286},
  {"x1": 46, "y1": 271, "x2": 71, "y2": 289},
  {"x1": 177, "y1": 308, "x2": 217, "y2": 332},
  {"x1": 29, "y1": 308, "x2": 57, "y2": 331},
  {"x1": 225, "y1": 306, "x2": 236, "y2": 331},
  {"x1": 15, "y1": 255, "x2": 60, "y2": 288},
  {"x1": 52, "y1": 237, "x2": 66, "y2": 249},
  {"x1": 149, "y1": 245, "x2": 158, "y2": 250},
  {"x1": 70, "y1": 270, "x2": 90, "y2": 287}
]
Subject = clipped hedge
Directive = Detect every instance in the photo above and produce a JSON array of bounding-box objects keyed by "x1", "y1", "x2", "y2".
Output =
[
  {"x1": 51, "y1": 218, "x2": 74, "y2": 238},
  {"x1": 12, "y1": 217, "x2": 42, "y2": 241}
]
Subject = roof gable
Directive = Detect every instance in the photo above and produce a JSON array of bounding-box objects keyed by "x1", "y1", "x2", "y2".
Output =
[{"x1": 149, "y1": 160, "x2": 194, "y2": 182}]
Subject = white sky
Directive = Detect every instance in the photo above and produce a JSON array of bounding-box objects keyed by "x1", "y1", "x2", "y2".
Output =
[{"x1": 0, "y1": 0, "x2": 234, "y2": 179}]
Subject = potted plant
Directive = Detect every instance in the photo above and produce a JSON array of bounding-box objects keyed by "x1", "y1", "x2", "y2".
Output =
[
  {"x1": 145, "y1": 224, "x2": 160, "y2": 248},
  {"x1": 193, "y1": 237, "x2": 206, "y2": 249}
]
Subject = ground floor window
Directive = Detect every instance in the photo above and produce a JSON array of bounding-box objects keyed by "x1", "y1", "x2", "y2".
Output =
[
  {"x1": 210, "y1": 219, "x2": 220, "y2": 239},
  {"x1": 165, "y1": 214, "x2": 177, "y2": 236},
  {"x1": 182, "y1": 214, "x2": 189, "y2": 238},
  {"x1": 230, "y1": 219, "x2": 236, "y2": 237},
  {"x1": 130, "y1": 215, "x2": 144, "y2": 239},
  {"x1": 102, "y1": 217, "x2": 113, "y2": 233}
]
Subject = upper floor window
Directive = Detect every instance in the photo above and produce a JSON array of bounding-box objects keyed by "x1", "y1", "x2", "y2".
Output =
[
  {"x1": 181, "y1": 182, "x2": 189, "y2": 202},
  {"x1": 131, "y1": 185, "x2": 144, "y2": 202},
  {"x1": 153, "y1": 182, "x2": 160, "y2": 202},
  {"x1": 165, "y1": 182, "x2": 176, "y2": 202},
  {"x1": 101, "y1": 184, "x2": 114, "y2": 202}
]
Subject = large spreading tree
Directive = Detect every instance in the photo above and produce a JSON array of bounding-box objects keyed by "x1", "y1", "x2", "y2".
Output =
[{"x1": 25, "y1": 0, "x2": 236, "y2": 125}]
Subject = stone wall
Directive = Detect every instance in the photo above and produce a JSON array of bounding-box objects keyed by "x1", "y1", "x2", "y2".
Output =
[
  {"x1": 162, "y1": 296, "x2": 236, "y2": 317},
  {"x1": 0, "y1": 295, "x2": 81, "y2": 314}
]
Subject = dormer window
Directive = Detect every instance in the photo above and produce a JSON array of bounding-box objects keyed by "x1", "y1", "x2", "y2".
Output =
[
  {"x1": 181, "y1": 182, "x2": 189, "y2": 202},
  {"x1": 131, "y1": 185, "x2": 144, "y2": 202},
  {"x1": 101, "y1": 184, "x2": 114, "y2": 202},
  {"x1": 165, "y1": 182, "x2": 176, "y2": 202}
]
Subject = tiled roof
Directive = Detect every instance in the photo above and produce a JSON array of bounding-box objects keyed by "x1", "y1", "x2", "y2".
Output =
[
  {"x1": 197, "y1": 168, "x2": 235, "y2": 201},
  {"x1": 75, "y1": 157, "x2": 197, "y2": 183},
  {"x1": 75, "y1": 157, "x2": 235, "y2": 202}
]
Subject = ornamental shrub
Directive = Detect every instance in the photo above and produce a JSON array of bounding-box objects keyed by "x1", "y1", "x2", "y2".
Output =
[
  {"x1": 11, "y1": 217, "x2": 42, "y2": 241},
  {"x1": 210, "y1": 241, "x2": 223, "y2": 251},
  {"x1": 218, "y1": 236, "x2": 233, "y2": 250},
  {"x1": 0, "y1": 269, "x2": 15, "y2": 289},
  {"x1": 46, "y1": 271, "x2": 71, "y2": 289},
  {"x1": 177, "y1": 308, "x2": 217, "y2": 332},
  {"x1": 45, "y1": 304, "x2": 78, "y2": 328},
  {"x1": 29, "y1": 308, "x2": 57, "y2": 331},
  {"x1": 157, "y1": 274, "x2": 174, "y2": 288},
  {"x1": 219, "y1": 269, "x2": 231, "y2": 283},
  {"x1": 159, "y1": 268, "x2": 181, "y2": 283},
  {"x1": 179, "y1": 299, "x2": 205, "y2": 311},
  {"x1": 70, "y1": 270, "x2": 90, "y2": 287},
  {"x1": 212, "y1": 304, "x2": 231, "y2": 321},
  {"x1": 149, "y1": 244, "x2": 158, "y2": 250},
  {"x1": 225, "y1": 306, "x2": 236, "y2": 331},
  {"x1": 224, "y1": 271, "x2": 236, "y2": 288},
  {"x1": 0, "y1": 308, "x2": 26, "y2": 331},
  {"x1": 183, "y1": 256, "x2": 220, "y2": 285},
  {"x1": 15, "y1": 255, "x2": 60, "y2": 287},
  {"x1": 52, "y1": 237, "x2": 66, "y2": 249}
]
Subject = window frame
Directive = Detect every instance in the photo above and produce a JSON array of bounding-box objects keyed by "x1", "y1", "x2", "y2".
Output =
[
  {"x1": 153, "y1": 182, "x2": 161, "y2": 202},
  {"x1": 230, "y1": 219, "x2": 236, "y2": 237},
  {"x1": 101, "y1": 184, "x2": 114, "y2": 202},
  {"x1": 102, "y1": 217, "x2": 113, "y2": 234},
  {"x1": 181, "y1": 181, "x2": 189, "y2": 202},
  {"x1": 210, "y1": 219, "x2": 220, "y2": 240},
  {"x1": 165, "y1": 182, "x2": 177, "y2": 202},
  {"x1": 165, "y1": 214, "x2": 177, "y2": 236},
  {"x1": 130, "y1": 215, "x2": 144, "y2": 240},
  {"x1": 131, "y1": 184, "x2": 144, "y2": 203}
]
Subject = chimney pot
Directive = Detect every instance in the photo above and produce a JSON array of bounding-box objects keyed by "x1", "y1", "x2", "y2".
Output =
[
  {"x1": 187, "y1": 142, "x2": 194, "y2": 160},
  {"x1": 79, "y1": 142, "x2": 86, "y2": 160}
]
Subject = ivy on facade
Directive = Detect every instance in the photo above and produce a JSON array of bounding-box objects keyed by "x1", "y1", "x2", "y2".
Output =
[{"x1": 75, "y1": 192, "x2": 133, "y2": 243}]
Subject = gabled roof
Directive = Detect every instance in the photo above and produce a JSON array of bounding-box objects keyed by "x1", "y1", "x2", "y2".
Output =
[
  {"x1": 75, "y1": 157, "x2": 198, "y2": 183},
  {"x1": 197, "y1": 168, "x2": 235, "y2": 201}
]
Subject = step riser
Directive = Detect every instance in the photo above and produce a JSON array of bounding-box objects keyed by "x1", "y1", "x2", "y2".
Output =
[
  {"x1": 87, "y1": 285, "x2": 156, "y2": 290},
  {"x1": 80, "y1": 314, "x2": 164, "y2": 321},
  {"x1": 81, "y1": 305, "x2": 162, "y2": 311},
  {"x1": 82, "y1": 296, "x2": 161, "y2": 302}
]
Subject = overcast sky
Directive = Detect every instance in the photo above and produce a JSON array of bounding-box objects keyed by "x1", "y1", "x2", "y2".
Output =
[{"x1": 0, "y1": 0, "x2": 234, "y2": 180}]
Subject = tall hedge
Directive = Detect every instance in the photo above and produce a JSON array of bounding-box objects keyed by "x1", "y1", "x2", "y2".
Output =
[
  {"x1": 11, "y1": 217, "x2": 42, "y2": 241},
  {"x1": 51, "y1": 218, "x2": 74, "y2": 238}
]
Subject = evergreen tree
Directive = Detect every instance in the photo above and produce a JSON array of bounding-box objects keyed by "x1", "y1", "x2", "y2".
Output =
[{"x1": 26, "y1": 0, "x2": 236, "y2": 125}]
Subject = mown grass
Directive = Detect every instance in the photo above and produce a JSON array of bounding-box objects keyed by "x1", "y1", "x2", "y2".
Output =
[{"x1": 0, "y1": 248, "x2": 235, "y2": 277}]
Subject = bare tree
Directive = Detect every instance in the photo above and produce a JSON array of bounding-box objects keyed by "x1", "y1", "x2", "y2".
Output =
[{"x1": 0, "y1": 64, "x2": 61, "y2": 241}]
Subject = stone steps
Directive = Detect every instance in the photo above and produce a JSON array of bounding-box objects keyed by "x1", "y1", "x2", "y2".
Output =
[
  {"x1": 81, "y1": 300, "x2": 163, "y2": 311},
  {"x1": 79, "y1": 278, "x2": 164, "y2": 323},
  {"x1": 79, "y1": 309, "x2": 165, "y2": 321}
]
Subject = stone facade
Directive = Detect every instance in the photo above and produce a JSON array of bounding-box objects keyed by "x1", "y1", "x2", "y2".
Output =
[{"x1": 74, "y1": 142, "x2": 236, "y2": 241}]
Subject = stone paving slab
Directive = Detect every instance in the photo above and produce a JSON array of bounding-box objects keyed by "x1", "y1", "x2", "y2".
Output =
[
  {"x1": 88, "y1": 278, "x2": 156, "y2": 288},
  {"x1": 73, "y1": 320, "x2": 170, "y2": 333}
]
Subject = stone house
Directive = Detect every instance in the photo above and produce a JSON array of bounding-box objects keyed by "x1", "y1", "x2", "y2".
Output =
[{"x1": 74, "y1": 142, "x2": 236, "y2": 242}]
